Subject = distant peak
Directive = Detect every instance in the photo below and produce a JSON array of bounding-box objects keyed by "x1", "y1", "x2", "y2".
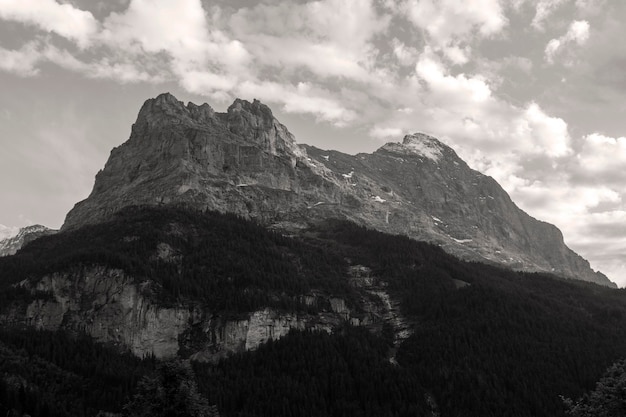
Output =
[
  {"x1": 402, "y1": 133, "x2": 442, "y2": 147},
  {"x1": 381, "y1": 132, "x2": 447, "y2": 162}
]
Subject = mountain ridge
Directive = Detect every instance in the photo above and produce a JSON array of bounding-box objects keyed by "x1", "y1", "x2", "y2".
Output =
[
  {"x1": 0, "y1": 224, "x2": 56, "y2": 257},
  {"x1": 61, "y1": 93, "x2": 614, "y2": 287}
]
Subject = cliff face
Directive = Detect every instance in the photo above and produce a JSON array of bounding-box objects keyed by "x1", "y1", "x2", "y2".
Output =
[
  {"x1": 2, "y1": 265, "x2": 402, "y2": 361},
  {"x1": 62, "y1": 93, "x2": 613, "y2": 287}
]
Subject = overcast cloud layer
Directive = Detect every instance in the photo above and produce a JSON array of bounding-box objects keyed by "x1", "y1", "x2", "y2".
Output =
[{"x1": 1, "y1": 0, "x2": 626, "y2": 285}]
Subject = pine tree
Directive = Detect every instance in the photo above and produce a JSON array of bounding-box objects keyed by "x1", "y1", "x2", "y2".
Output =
[{"x1": 123, "y1": 360, "x2": 218, "y2": 417}]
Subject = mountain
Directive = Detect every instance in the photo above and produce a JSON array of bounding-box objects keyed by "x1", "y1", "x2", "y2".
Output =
[
  {"x1": 62, "y1": 93, "x2": 613, "y2": 287},
  {"x1": 0, "y1": 224, "x2": 56, "y2": 257},
  {"x1": 1, "y1": 93, "x2": 624, "y2": 417}
]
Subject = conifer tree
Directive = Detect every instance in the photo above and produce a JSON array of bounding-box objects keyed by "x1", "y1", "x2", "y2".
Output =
[{"x1": 123, "y1": 360, "x2": 218, "y2": 417}]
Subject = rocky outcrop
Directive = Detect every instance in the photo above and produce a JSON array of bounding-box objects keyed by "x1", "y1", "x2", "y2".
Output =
[
  {"x1": 2, "y1": 266, "x2": 385, "y2": 361},
  {"x1": 61, "y1": 93, "x2": 614, "y2": 287},
  {"x1": 348, "y1": 265, "x2": 413, "y2": 364},
  {"x1": 0, "y1": 225, "x2": 56, "y2": 257}
]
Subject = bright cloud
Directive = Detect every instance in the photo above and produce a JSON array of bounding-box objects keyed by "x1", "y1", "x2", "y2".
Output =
[
  {"x1": 0, "y1": 0, "x2": 98, "y2": 47},
  {"x1": 100, "y1": 0, "x2": 211, "y2": 58},
  {"x1": 229, "y1": 0, "x2": 388, "y2": 82},
  {"x1": 370, "y1": 126, "x2": 404, "y2": 139},
  {"x1": 415, "y1": 49, "x2": 493, "y2": 105},
  {"x1": 576, "y1": 133, "x2": 626, "y2": 186},
  {"x1": 545, "y1": 20, "x2": 590, "y2": 63},
  {"x1": 519, "y1": 103, "x2": 571, "y2": 157},
  {"x1": 404, "y1": 0, "x2": 507, "y2": 42},
  {"x1": 0, "y1": 42, "x2": 40, "y2": 76},
  {"x1": 403, "y1": 0, "x2": 507, "y2": 63},
  {"x1": 391, "y1": 38, "x2": 420, "y2": 66},
  {"x1": 100, "y1": 0, "x2": 252, "y2": 88}
]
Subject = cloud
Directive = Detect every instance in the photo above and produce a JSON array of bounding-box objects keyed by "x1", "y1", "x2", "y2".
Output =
[
  {"x1": 0, "y1": 0, "x2": 387, "y2": 123},
  {"x1": 404, "y1": 0, "x2": 507, "y2": 41},
  {"x1": 402, "y1": 0, "x2": 507, "y2": 63},
  {"x1": 100, "y1": 0, "x2": 211, "y2": 58},
  {"x1": 88, "y1": 59, "x2": 166, "y2": 83},
  {"x1": 0, "y1": 42, "x2": 41, "y2": 76},
  {"x1": 552, "y1": 209, "x2": 626, "y2": 284},
  {"x1": 544, "y1": 39, "x2": 562, "y2": 64},
  {"x1": 236, "y1": 81, "x2": 358, "y2": 126},
  {"x1": 0, "y1": 40, "x2": 164, "y2": 83},
  {"x1": 228, "y1": 0, "x2": 388, "y2": 82},
  {"x1": 568, "y1": 20, "x2": 592, "y2": 42},
  {"x1": 0, "y1": 0, "x2": 98, "y2": 47},
  {"x1": 415, "y1": 49, "x2": 493, "y2": 105},
  {"x1": 519, "y1": 103, "x2": 572, "y2": 157},
  {"x1": 391, "y1": 38, "x2": 420, "y2": 66},
  {"x1": 575, "y1": 133, "x2": 626, "y2": 186},
  {"x1": 94, "y1": 0, "x2": 260, "y2": 99},
  {"x1": 575, "y1": 0, "x2": 607, "y2": 15},
  {"x1": 531, "y1": 0, "x2": 569, "y2": 30},
  {"x1": 545, "y1": 20, "x2": 590, "y2": 63},
  {"x1": 369, "y1": 126, "x2": 404, "y2": 139}
]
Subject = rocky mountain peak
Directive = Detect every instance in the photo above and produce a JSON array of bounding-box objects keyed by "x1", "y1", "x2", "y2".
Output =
[
  {"x1": 133, "y1": 94, "x2": 299, "y2": 158},
  {"x1": 227, "y1": 98, "x2": 273, "y2": 121},
  {"x1": 402, "y1": 133, "x2": 447, "y2": 161},
  {"x1": 222, "y1": 98, "x2": 299, "y2": 158},
  {"x1": 62, "y1": 93, "x2": 615, "y2": 287},
  {"x1": 379, "y1": 132, "x2": 455, "y2": 162},
  {"x1": 132, "y1": 92, "x2": 215, "y2": 133}
]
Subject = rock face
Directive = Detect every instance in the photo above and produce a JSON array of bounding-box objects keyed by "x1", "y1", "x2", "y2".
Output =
[
  {"x1": 62, "y1": 93, "x2": 614, "y2": 287},
  {"x1": 1, "y1": 265, "x2": 401, "y2": 361},
  {"x1": 0, "y1": 225, "x2": 56, "y2": 257}
]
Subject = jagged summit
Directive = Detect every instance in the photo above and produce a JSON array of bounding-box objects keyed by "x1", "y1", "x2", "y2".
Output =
[
  {"x1": 132, "y1": 94, "x2": 299, "y2": 159},
  {"x1": 62, "y1": 93, "x2": 615, "y2": 287},
  {"x1": 227, "y1": 98, "x2": 273, "y2": 117}
]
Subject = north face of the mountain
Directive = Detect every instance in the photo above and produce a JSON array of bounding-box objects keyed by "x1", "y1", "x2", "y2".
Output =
[{"x1": 61, "y1": 93, "x2": 614, "y2": 287}]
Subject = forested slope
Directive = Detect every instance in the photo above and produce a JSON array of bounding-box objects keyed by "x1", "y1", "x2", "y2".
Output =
[{"x1": 0, "y1": 206, "x2": 625, "y2": 416}]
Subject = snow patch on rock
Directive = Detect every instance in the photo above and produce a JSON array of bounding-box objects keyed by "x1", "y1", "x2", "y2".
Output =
[{"x1": 450, "y1": 237, "x2": 473, "y2": 244}]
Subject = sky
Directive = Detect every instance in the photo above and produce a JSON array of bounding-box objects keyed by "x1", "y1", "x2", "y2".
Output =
[{"x1": 1, "y1": 0, "x2": 626, "y2": 286}]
